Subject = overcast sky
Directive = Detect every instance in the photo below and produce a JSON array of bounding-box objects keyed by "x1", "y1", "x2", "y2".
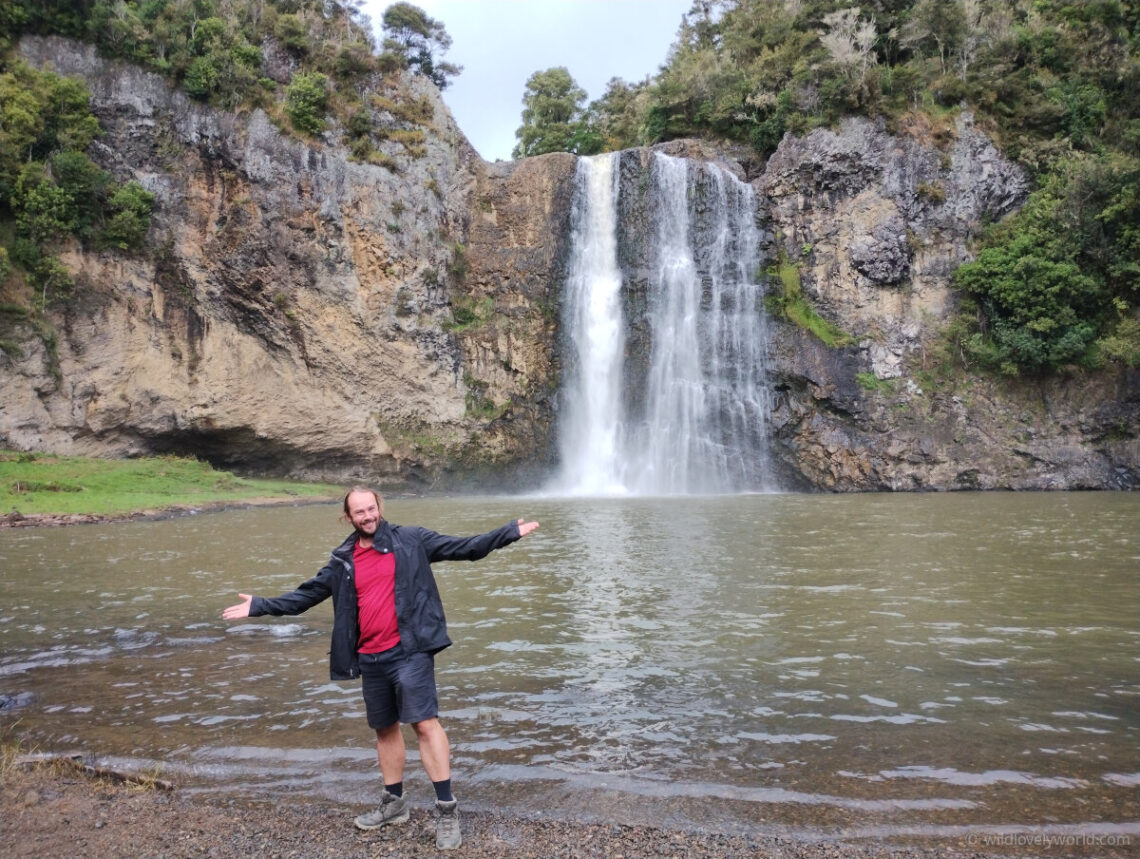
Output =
[{"x1": 361, "y1": 0, "x2": 693, "y2": 162}]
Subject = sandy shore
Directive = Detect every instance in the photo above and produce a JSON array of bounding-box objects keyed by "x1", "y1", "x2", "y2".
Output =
[{"x1": 3, "y1": 758, "x2": 1082, "y2": 859}]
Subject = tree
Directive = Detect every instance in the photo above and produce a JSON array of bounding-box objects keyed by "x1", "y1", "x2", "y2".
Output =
[
  {"x1": 955, "y1": 233, "x2": 1102, "y2": 373},
  {"x1": 275, "y1": 13, "x2": 309, "y2": 55},
  {"x1": 513, "y1": 67, "x2": 600, "y2": 159},
  {"x1": 0, "y1": 60, "x2": 157, "y2": 305},
  {"x1": 380, "y1": 2, "x2": 461, "y2": 89},
  {"x1": 900, "y1": 0, "x2": 967, "y2": 75},
  {"x1": 0, "y1": 62, "x2": 100, "y2": 204},
  {"x1": 952, "y1": 152, "x2": 1139, "y2": 374},
  {"x1": 587, "y1": 77, "x2": 647, "y2": 151},
  {"x1": 182, "y1": 54, "x2": 221, "y2": 98},
  {"x1": 13, "y1": 163, "x2": 77, "y2": 244},
  {"x1": 100, "y1": 181, "x2": 156, "y2": 250},
  {"x1": 639, "y1": 2, "x2": 759, "y2": 145},
  {"x1": 50, "y1": 149, "x2": 111, "y2": 240},
  {"x1": 820, "y1": 7, "x2": 877, "y2": 84}
]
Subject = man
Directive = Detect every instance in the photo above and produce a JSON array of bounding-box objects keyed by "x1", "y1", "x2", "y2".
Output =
[{"x1": 222, "y1": 486, "x2": 539, "y2": 850}]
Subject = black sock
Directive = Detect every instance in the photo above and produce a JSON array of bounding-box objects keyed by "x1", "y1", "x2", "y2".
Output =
[
  {"x1": 432, "y1": 778, "x2": 453, "y2": 803},
  {"x1": 385, "y1": 781, "x2": 403, "y2": 798}
]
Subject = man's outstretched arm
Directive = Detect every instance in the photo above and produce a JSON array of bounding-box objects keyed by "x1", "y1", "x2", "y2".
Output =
[{"x1": 421, "y1": 518, "x2": 540, "y2": 562}]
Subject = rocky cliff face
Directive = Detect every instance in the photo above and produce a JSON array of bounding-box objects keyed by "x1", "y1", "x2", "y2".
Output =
[
  {"x1": 2, "y1": 37, "x2": 1137, "y2": 491},
  {"x1": 3, "y1": 36, "x2": 563, "y2": 487},
  {"x1": 757, "y1": 116, "x2": 1139, "y2": 490}
]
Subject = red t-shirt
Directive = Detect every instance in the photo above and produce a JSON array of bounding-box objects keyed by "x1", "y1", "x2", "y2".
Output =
[{"x1": 353, "y1": 542, "x2": 400, "y2": 654}]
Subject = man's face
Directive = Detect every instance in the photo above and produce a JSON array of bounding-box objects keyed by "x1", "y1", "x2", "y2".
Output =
[{"x1": 346, "y1": 490, "x2": 382, "y2": 537}]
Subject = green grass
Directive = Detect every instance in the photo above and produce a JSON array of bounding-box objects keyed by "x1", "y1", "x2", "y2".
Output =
[
  {"x1": 766, "y1": 259, "x2": 854, "y2": 349},
  {"x1": 0, "y1": 451, "x2": 341, "y2": 516},
  {"x1": 855, "y1": 371, "x2": 898, "y2": 394},
  {"x1": 443, "y1": 295, "x2": 495, "y2": 333}
]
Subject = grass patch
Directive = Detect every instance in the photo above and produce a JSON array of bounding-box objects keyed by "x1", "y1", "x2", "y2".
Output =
[
  {"x1": 0, "y1": 737, "x2": 34, "y2": 781},
  {"x1": 855, "y1": 372, "x2": 898, "y2": 394},
  {"x1": 444, "y1": 294, "x2": 495, "y2": 333},
  {"x1": 371, "y1": 93, "x2": 434, "y2": 126},
  {"x1": 0, "y1": 451, "x2": 340, "y2": 516},
  {"x1": 766, "y1": 258, "x2": 853, "y2": 348},
  {"x1": 364, "y1": 149, "x2": 399, "y2": 171},
  {"x1": 1, "y1": 739, "x2": 173, "y2": 792},
  {"x1": 463, "y1": 373, "x2": 509, "y2": 421}
]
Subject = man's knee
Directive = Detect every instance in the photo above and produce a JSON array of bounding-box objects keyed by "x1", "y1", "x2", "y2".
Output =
[{"x1": 411, "y1": 717, "x2": 443, "y2": 739}]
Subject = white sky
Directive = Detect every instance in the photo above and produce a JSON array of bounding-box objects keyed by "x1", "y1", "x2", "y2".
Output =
[{"x1": 361, "y1": 0, "x2": 693, "y2": 161}]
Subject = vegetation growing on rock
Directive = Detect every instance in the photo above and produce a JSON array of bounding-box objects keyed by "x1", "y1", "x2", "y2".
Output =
[{"x1": 0, "y1": 61, "x2": 154, "y2": 310}]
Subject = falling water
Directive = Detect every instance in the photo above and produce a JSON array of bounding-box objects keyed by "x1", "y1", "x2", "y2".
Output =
[
  {"x1": 557, "y1": 153, "x2": 628, "y2": 496},
  {"x1": 556, "y1": 151, "x2": 773, "y2": 496}
]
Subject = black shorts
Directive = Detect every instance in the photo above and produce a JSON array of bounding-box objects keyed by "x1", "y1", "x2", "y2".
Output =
[{"x1": 358, "y1": 642, "x2": 439, "y2": 730}]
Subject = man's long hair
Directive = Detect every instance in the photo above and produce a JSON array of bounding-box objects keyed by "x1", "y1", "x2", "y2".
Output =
[{"x1": 342, "y1": 486, "x2": 384, "y2": 519}]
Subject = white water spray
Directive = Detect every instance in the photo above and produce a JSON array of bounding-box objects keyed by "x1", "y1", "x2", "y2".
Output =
[{"x1": 555, "y1": 151, "x2": 773, "y2": 496}]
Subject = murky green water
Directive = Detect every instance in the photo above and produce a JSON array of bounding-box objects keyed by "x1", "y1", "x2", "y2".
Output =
[{"x1": 1, "y1": 492, "x2": 1137, "y2": 847}]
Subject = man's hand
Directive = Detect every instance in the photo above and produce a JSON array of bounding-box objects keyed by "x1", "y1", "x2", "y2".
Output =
[
  {"x1": 222, "y1": 593, "x2": 253, "y2": 619},
  {"x1": 517, "y1": 519, "x2": 539, "y2": 537}
]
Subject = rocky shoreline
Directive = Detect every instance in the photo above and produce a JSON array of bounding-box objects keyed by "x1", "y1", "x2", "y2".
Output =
[
  {"x1": 0, "y1": 495, "x2": 340, "y2": 529},
  {"x1": 3, "y1": 760, "x2": 1067, "y2": 859}
]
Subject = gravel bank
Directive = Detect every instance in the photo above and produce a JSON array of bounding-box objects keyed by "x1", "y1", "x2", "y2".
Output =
[{"x1": 3, "y1": 761, "x2": 1079, "y2": 859}]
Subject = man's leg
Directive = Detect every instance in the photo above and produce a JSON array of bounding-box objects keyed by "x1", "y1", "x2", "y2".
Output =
[
  {"x1": 355, "y1": 722, "x2": 411, "y2": 830},
  {"x1": 375, "y1": 722, "x2": 406, "y2": 785},
  {"x1": 413, "y1": 717, "x2": 461, "y2": 849},
  {"x1": 355, "y1": 651, "x2": 411, "y2": 831},
  {"x1": 411, "y1": 717, "x2": 450, "y2": 783},
  {"x1": 395, "y1": 652, "x2": 460, "y2": 849}
]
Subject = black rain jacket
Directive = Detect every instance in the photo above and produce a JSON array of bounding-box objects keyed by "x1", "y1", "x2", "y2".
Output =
[{"x1": 248, "y1": 518, "x2": 522, "y2": 680}]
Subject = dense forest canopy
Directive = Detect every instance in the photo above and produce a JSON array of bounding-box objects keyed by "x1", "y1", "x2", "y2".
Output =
[{"x1": 1, "y1": 0, "x2": 1137, "y2": 376}]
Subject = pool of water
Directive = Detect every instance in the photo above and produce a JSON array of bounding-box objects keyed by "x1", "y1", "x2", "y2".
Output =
[{"x1": 1, "y1": 491, "x2": 1137, "y2": 849}]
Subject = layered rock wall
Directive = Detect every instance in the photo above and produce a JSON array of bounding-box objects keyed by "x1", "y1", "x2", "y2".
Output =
[{"x1": 3, "y1": 36, "x2": 561, "y2": 487}]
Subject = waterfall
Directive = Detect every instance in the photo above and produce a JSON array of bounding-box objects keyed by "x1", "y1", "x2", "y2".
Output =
[
  {"x1": 555, "y1": 151, "x2": 773, "y2": 497},
  {"x1": 556, "y1": 153, "x2": 628, "y2": 496}
]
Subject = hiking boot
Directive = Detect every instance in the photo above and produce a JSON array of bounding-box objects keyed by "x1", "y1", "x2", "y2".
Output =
[
  {"x1": 434, "y1": 798, "x2": 461, "y2": 849},
  {"x1": 354, "y1": 791, "x2": 410, "y2": 830}
]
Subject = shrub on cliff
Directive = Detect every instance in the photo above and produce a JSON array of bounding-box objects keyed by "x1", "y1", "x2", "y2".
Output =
[
  {"x1": 954, "y1": 152, "x2": 1140, "y2": 374},
  {"x1": 284, "y1": 71, "x2": 330, "y2": 135},
  {"x1": 4, "y1": 0, "x2": 458, "y2": 149},
  {"x1": 99, "y1": 181, "x2": 156, "y2": 250}
]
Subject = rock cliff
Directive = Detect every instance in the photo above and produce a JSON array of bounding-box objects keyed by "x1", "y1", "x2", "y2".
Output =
[
  {"x1": 2, "y1": 37, "x2": 1137, "y2": 491},
  {"x1": 758, "y1": 117, "x2": 1138, "y2": 490},
  {"x1": 3, "y1": 36, "x2": 564, "y2": 487}
]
